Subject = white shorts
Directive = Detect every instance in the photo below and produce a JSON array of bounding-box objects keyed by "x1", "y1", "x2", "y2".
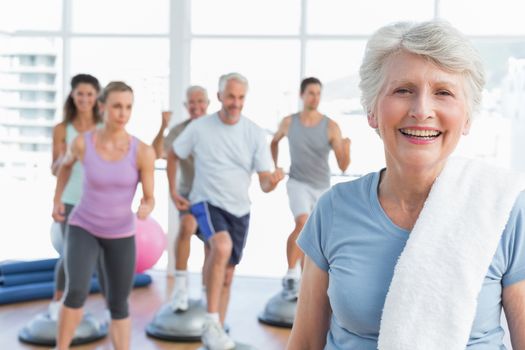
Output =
[{"x1": 286, "y1": 177, "x2": 327, "y2": 218}]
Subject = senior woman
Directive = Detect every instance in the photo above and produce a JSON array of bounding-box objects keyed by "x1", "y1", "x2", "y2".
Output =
[{"x1": 287, "y1": 21, "x2": 525, "y2": 350}]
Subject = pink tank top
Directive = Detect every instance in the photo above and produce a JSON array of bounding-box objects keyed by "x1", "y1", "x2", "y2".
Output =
[{"x1": 69, "y1": 131, "x2": 139, "y2": 238}]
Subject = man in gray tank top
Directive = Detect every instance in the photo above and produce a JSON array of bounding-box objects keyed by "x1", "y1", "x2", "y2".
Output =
[{"x1": 271, "y1": 77, "x2": 351, "y2": 300}]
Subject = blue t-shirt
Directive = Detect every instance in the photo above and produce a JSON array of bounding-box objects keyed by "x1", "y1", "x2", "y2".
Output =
[
  {"x1": 298, "y1": 170, "x2": 525, "y2": 350},
  {"x1": 173, "y1": 112, "x2": 272, "y2": 217}
]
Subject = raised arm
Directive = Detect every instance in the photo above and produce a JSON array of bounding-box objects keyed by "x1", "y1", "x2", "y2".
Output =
[
  {"x1": 502, "y1": 280, "x2": 525, "y2": 349},
  {"x1": 51, "y1": 123, "x2": 67, "y2": 176},
  {"x1": 136, "y1": 142, "x2": 156, "y2": 219},
  {"x1": 151, "y1": 111, "x2": 172, "y2": 159},
  {"x1": 52, "y1": 134, "x2": 84, "y2": 222},
  {"x1": 328, "y1": 119, "x2": 351, "y2": 173},
  {"x1": 270, "y1": 116, "x2": 292, "y2": 168},
  {"x1": 287, "y1": 256, "x2": 331, "y2": 349}
]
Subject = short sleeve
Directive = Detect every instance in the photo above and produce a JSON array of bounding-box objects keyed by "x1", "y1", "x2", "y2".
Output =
[
  {"x1": 163, "y1": 123, "x2": 183, "y2": 155},
  {"x1": 501, "y1": 191, "x2": 525, "y2": 287},
  {"x1": 297, "y1": 190, "x2": 333, "y2": 272},
  {"x1": 172, "y1": 122, "x2": 196, "y2": 160},
  {"x1": 253, "y1": 128, "x2": 272, "y2": 173}
]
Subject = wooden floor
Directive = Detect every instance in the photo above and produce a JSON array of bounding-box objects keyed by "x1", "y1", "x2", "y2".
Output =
[{"x1": 1, "y1": 271, "x2": 290, "y2": 349}]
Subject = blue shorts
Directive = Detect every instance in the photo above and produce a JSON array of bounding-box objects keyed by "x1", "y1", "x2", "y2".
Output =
[{"x1": 190, "y1": 202, "x2": 250, "y2": 265}]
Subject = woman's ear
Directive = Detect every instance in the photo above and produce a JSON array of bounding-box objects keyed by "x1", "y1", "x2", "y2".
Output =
[
  {"x1": 462, "y1": 117, "x2": 471, "y2": 136},
  {"x1": 368, "y1": 112, "x2": 378, "y2": 129}
]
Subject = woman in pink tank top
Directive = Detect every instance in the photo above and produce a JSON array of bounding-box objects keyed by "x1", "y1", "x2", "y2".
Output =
[{"x1": 52, "y1": 81, "x2": 155, "y2": 350}]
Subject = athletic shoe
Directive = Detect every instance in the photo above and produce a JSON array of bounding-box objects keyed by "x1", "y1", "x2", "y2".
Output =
[
  {"x1": 281, "y1": 276, "x2": 300, "y2": 301},
  {"x1": 201, "y1": 319, "x2": 235, "y2": 350},
  {"x1": 170, "y1": 288, "x2": 189, "y2": 312},
  {"x1": 48, "y1": 300, "x2": 60, "y2": 321}
]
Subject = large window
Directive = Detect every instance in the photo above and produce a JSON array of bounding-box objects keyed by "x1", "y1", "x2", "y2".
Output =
[
  {"x1": 72, "y1": 0, "x2": 169, "y2": 34},
  {"x1": 0, "y1": 0, "x2": 62, "y2": 32},
  {"x1": 70, "y1": 38, "x2": 169, "y2": 141},
  {"x1": 2, "y1": 0, "x2": 525, "y2": 277},
  {"x1": 307, "y1": 0, "x2": 434, "y2": 34}
]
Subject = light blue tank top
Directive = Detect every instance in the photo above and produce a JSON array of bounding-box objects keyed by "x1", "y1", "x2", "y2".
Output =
[
  {"x1": 61, "y1": 123, "x2": 83, "y2": 205},
  {"x1": 298, "y1": 171, "x2": 525, "y2": 349}
]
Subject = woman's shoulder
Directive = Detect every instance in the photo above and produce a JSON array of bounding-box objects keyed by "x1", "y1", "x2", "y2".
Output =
[
  {"x1": 507, "y1": 190, "x2": 525, "y2": 223},
  {"x1": 331, "y1": 172, "x2": 378, "y2": 195},
  {"x1": 135, "y1": 138, "x2": 156, "y2": 165},
  {"x1": 53, "y1": 121, "x2": 67, "y2": 134},
  {"x1": 320, "y1": 171, "x2": 379, "y2": 209}
]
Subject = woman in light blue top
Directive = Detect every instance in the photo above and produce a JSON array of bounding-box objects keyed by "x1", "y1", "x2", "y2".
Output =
[
  {"x1": 50, "y1": 74, "x2": 102, "y2": 317},
  {"x1": 287, "y1": 22, "x2": 525, "y2": 350}
]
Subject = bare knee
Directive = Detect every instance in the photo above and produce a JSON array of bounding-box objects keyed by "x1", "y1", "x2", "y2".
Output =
[
  {"x1": 210, "y1": 232, "x2": 233, "y2": 262},
  {"x1": 179, "y1": 215, "x2": 197, "y2": 239}
]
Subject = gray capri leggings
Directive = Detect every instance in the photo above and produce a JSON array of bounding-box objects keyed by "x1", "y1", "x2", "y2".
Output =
[
  {"x1": 64, "y1": 225, "x2": 136, "y2": 319},
  {"x1": 54, "y1": 204, "x2": 106, "y2": 295}
]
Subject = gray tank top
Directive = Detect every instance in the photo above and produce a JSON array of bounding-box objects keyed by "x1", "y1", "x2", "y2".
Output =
[{"x1": 288, "y1": 113, "x2": 331, "y2": 189}]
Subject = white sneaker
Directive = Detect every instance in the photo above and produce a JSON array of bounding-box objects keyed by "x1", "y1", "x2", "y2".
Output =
[
  {"x1": 281, "y1": 276, "x2": 300, "y2": 301},
  {"x1": 48, "y1": 300, "x2": 60, "y2": 321},
  {"x1": 103, "y1": 309, "x2": 111, "y2": 323},
  {"x1": 201, "y1": 319, "x2": 235, "y2": 350},
  {"x1": 170, "y1": 288, "x2": 189, "y2": 312}
]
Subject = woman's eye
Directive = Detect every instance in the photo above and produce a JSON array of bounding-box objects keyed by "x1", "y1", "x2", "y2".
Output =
[
  {"x1": 394, "y1": 88, "x2": 411, "y2": 94},
  {"x1": 436, "y1": 90, "x2": 453, "y2": 96}
]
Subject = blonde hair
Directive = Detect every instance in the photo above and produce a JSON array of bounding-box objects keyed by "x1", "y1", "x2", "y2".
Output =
[{"x1": 99, "y1": 81, "x2": 133, "y2": 103}]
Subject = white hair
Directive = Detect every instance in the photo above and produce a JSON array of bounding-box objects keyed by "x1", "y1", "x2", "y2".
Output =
[
  {"x1": 218, "y1": 72, "x2": 249, "y2": 93},
  {"x1": 359, "y1": 21, "x2": 486, "y2": 119},
  {"x1": 185, "y1": 85, "x2": 208, "y2": 102}
]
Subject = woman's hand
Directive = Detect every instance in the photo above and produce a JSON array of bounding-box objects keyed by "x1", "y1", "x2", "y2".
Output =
[
  {"x1": 52, "y1": 201, "x2": 66, "y2": 222},
  {"x1": 137, "y1": 198, "x2": 154, "y2": 220}
]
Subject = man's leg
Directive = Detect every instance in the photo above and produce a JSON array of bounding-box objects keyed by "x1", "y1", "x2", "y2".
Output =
[
  {"x1": 171, "y1": 213, "x2": 198, "y2": 311},
  {"x1": 283, "y1": 178, "x2": 316, "y2": 300},
  {"x1": 219, "y1": 265, "x2": 235, "y2": 325},
  {"x1": 190, "y1": 202, "x2": 236, "y2": 349},
  {"x1": 286, "y1": 214, "x2": 308, "y2": 270},
  {"x1": 201, "y1": 231, "x2": 235, "y2": 350},
  {"x1": 205, "y1": 231, "x2": 232, "y2": 316}
]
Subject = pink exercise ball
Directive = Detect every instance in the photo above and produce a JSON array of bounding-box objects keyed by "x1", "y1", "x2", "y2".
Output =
[{"x1": 135, "y1": 216, "x2": 167, "y2": 273}]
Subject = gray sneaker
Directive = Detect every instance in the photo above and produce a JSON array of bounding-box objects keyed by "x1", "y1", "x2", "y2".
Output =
[{"x1": 281, "y1": 276, "x2": 300, "y2": 301}]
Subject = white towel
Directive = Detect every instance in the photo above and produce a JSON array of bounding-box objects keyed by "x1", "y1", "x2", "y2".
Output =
[{"x1": 378, "y1": 157, "x2": 525, "y2": 350}]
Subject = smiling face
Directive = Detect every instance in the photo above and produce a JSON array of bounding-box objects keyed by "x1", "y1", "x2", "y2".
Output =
[
  {"x1": 369, "y1": 51, "x2": 470, "y2": 173},
  {"x1": 218, "y1": 79, "x2": 246, "y2": 120},
  {"x1": 185, "y1": 89, "x2": 209, "y2": 119},
  {"x1": 71, "y1": 83, "x2": 98, "y2": 114}
]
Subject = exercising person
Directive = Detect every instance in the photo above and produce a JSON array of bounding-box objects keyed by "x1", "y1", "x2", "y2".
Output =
[
  {"x1": 271, "y1": 77, "x2": 350, "y2": 300},
  {"x1": 52, "y1": 81, "x2": 155, "y2": 350},
  {"x1": 152, "y1": 85, "x2": 210, "y2": 311},
  {"x1": 167, "y1": 73, "x2": 284, "y2": 349},
  {"x1": 50, "y1": 73, "x2": 105, "y2": 319}
]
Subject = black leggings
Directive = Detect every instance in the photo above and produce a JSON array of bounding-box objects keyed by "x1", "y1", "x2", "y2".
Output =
[
  {"x1": 54, "y1": 204, "x2": 106, "y2": 295},
  {"x1": 64, "y1": 225, "x2": 136, "y2": 319}
]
